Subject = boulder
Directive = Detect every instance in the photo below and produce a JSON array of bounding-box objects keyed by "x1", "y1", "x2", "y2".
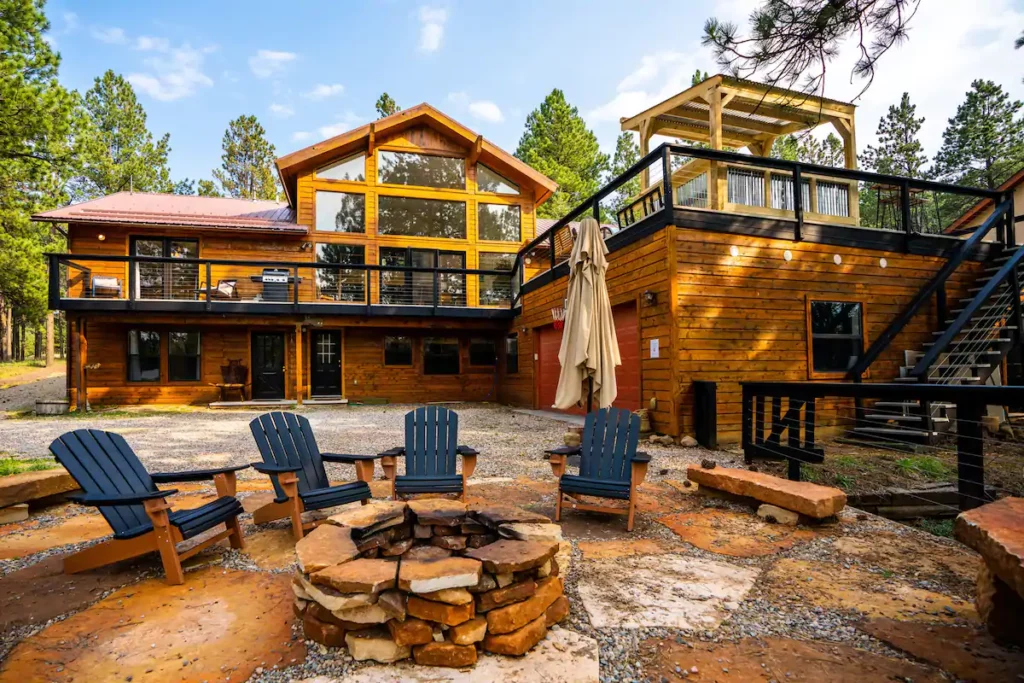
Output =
[
  {"x1": 0, "y1": 503, "x2": 29, "y2": 524},
  {"x1": 403, "y1": 545, "x2": 452, "y2": 562},
  {"x1": 757, "y1": 504, "x2": 800, "y2": 526},
  {"x1": 498, "y1": 522, "x2": 563, "y2": 543},
  {"x1": 328, "y1": 501, "x2": 407, "y2": 536},
  {"x1": 398, "y1": 558, "x2": 482, "y2": 593},
  {"x1": 378, "y1": 589, "x2": 407, "y2": 621},
  {"x1": 295, "y1": 525, "x2": 360, "y2": 574},
  {"x1": 976, "y1": 562, "x2": 1024, "y2": 647},
  {"x1": 310, "y1": 559, "x2": 397, "y2": 594},
  {"x1": 330, "y1": 602, "x2": 391, "y2": 625},
  {"x1": 303, "y1": 609, "x2": 346, "y2": 648},
  {"x1": 472, "y1": 504, "x2": 550, "y2": 529},
  {"x1": 679, "y1": 435, "x2": 699, "y2": 447},
  {"x1": 417, "y1": 587, "x2": 473, "y2": 605},
  {"x1": 450, "y1": 616, "x2": 487, "y2": 645},
  {"x1": 685, "y1": 464, "x2": 846, "y2": 519},
  {"x1": 298, "y1": 575, "x2": 378, "y2": 612},
  {"x1": 545, "y1": 595, "x2": 570, "y2": 626},
  {"x1": 954, "y1": 497, "x2": 1024, "y2": 599},
  {"x1": 486, "y1": 577, "x2": 563, "y2": 634},
  {"x1": 464, "y1": 539, "x2": 559, "y2": 574},
  {"x1": 407, "y1": 595, "x2": 475, "y2": 626},
  {"x1": 476, "y1": 580, "x2": 536, "y2": 612},
  {"x1": 0, "y1": 469, "x2": 77, "y2": 508},
  {"x1": 413, "y1": 642, "x2": 478, "y2": 668},
  {"x1": 481, "y1": 614, "x2": 547, "y2": 656},
  {"x1": 387, "y1": 617, "x2": 434, "y2": 647},
  {"x1": 431, "y1": 535, "x2": 467, "y2": 550},
  {"x1": 345, "y1": 627, "x2": 411, "y2": 663},
  {"x1": 408, "y1": 499, "x2": 467, "y2": 526}
]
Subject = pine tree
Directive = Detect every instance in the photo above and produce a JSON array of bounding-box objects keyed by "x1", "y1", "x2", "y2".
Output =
[
  {"x1": 515, "y1": 89, "x2": 609, "y2": 219},
  {"x1": 771, "y1": 135, "x2": 799, "y2": 161},
  {"x1": 934, "y1": 79, "x2": 1024, "y2": 190},
  {"x1": 691, "y1": 69, "x2": 710, "y2": 86},
  {"x1": 172, "y1": 178, "x2": 195, "y2": 195},
  {"x1": 375, "y1": 93, "x2": 400, "y2": 119},
  {"x1": 211, "y1": 115, "x2": 279, "y2": 200},
  {"x1": 770, "y1": 132, "x2": 843, "y2": 166},
  {"x1": 197, "y1": 179, "x2": 221, "y2": 197},
  {"x1": 609, "y1": 132, "x2": 641, "y2": 213},
  {"x1": 76, "y1": 70, "x2": 172, "y2": 198},
  {"x1": 860, "y1": 92, "x2": 928, "y2": 177}
]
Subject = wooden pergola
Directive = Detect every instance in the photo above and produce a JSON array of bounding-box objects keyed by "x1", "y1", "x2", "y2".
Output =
[{"x1": 620, "y1": 75, "x2": 858, "y2": 219}]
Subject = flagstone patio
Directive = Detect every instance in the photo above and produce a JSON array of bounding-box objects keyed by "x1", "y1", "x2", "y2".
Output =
[{"x1": 0, "y1": 413, "x2": 1022, "y2": 682}]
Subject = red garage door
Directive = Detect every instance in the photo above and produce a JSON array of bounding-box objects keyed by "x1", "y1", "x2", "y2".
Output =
[{"x1": 536, "y1": 302, "x2": 640, "y2": 413}]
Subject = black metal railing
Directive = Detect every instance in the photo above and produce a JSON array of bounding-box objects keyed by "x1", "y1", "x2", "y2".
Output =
[{"x1": 742, "y1": 381, "x2": 1024, "y2": 511}]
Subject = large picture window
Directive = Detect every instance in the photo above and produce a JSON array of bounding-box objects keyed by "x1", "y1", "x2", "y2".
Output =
[
  {"x1": 315, "y1": 190, "x2": 365, "y2": 233},
  {"x1": 378, "y1": 196, "x2": 466, "y2": 239},
  {"x1": 316, "y1": 244, "x2": 365, "y2": 302},
  {"x1": 478, "y1": 252, "x2": 515, "y2": 306},
  {"x1": 377, "y1": 150, "x2": 465, "y2": 189},
  {"x1": 317, "y1": 153, "x2": 365, "y2": 182},
  {"x1": 808, "y1": 300, "x2": 864, "y2": 374},
  {"x1": 477, "y1": 164, "x2": 519, "y2": 195},
  {"x1": 478, "y1": 204, "x2": 521, "y2": 242},
  {"x1": 128, "y1": 330, "x2": 161, "y2": 382},
  {"x1": 423, "y1": 338, "x2": 460, "y2": 375},
  {"x1": 384, "y1": 336, "x2": 413, "y2": 366},
  {"x1": 168, "y1": 331, "x2": 201, "y2": 382}
]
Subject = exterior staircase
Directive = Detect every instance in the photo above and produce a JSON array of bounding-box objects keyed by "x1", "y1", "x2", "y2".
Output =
[{"x1": 852, "y1": 244, "x2": 1023, "y2": 445}]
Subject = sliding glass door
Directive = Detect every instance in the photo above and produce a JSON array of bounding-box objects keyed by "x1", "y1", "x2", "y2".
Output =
[
  {"x1": 379, "y1": 248, "x2": 465, "y2": 306},
  {"x1": 131, "y1": 237, "x2": 199, "y2": 300}
]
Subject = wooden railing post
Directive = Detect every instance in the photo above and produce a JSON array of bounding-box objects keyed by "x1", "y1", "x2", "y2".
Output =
[{"x1": 956, "y1": 400, "x2": 985, "y2": 510}]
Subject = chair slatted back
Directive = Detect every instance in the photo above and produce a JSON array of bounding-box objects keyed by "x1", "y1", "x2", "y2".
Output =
[
  {"x1": 49, "y1": 429, "x2": 157, "y2": 536},
  {"x1": 404, "y1": 406, "x2": 459, "y2": 478},
  {"x1": 249, "y1": 412, "x2": 329, "y2": 498},
  {"x1": 579, "y1": 407, "x2": 640, "y2": 483}
]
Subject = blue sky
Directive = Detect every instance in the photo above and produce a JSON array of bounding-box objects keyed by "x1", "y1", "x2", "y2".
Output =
[{"x1": 44, "y1": 0, "x2": 1024, "y2": 188}]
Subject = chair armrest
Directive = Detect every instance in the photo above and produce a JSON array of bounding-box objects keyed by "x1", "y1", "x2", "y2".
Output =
[
  {"x1": 150, "y1": 464, "x2": 249, "y2": 483},
  {"x1": 378, "y1": 447, "x2": 404, "y2": 457},
  {"x1": 631, "y1": 452, "x2": 651, "y2": 463},
  {"x1": 456, "y1": 445, "x2": 479, "y2": 457},
  {"x1": 321, "y1": 453, "x2": 383, "y2": 464},
  {"x1": 251, "y1": 462, "x2": 303, "y2": 475},
  {"x1": 69, "y1": 489, "x2": 178, "y2": 506},
  {"x1": 545, "y1": 445, "x2": 581, "y2": 456}
]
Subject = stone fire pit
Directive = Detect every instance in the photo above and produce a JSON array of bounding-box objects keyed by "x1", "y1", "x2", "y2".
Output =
[{"x1": 291, "y1": 499, "x2": 569, "y2": 668}]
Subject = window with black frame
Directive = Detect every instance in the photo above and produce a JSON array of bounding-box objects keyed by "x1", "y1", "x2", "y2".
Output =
[
  {"x1": 384, "y1": 336, "x2": 413, "y2": 366},
  {"x1": 478, "y1": 252, "x2": 514, "y2": 306},
  {"x1": 168, "y1": 331, "x2": 200, "y2": 381},
  {"x1": 131, "y1": 237, "x2": 198, "y2": 300},
  {"x1": 377, "y1": 150, "x2": 465, "y2": 189},
  {"x1": 505, "y1": 334, "x2": 519, "y2": 374},
  {"x1": 424, "y1": 337, "x2": 460, "y2": 375},
  {"x1": 128, "y1": 330, "x2": 161, "y2": 382},
  {"x1": 315, "y1": 190, "x2": 365, "y2": 233},
  {"x1": 316, "y1": 244, "x2": 365, "y2": 301},
  {"x1": 468, "y1": 338, "x2": 496, "y2": 366},
  {"x1": 380, "y1": 248, "x2": 465, "y2": 306},
  {"x1": 809, "y1": 301, "x2": 864, "y2": 374}
]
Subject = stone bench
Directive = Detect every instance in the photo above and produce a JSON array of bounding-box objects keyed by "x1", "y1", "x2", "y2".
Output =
[
  {"x1": 954, "y1": 497, "x2": 1024, "y2": 646},
  {"x1": 685, "y1": 464, "x2": 846, "y2": 519},
  {"x1": 0, "y1": 469, "x2": 78, "y2": 508}
]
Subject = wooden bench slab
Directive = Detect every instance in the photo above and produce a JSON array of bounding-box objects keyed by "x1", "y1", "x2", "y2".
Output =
[
  {"x1": 0, "y1": 469, "x2": 78, "y2": 508},
  {"x1": 954, "y1": 497, "x2": 1024, "y2": 599},
  {"x1": 685, "y1": 464, "x2": 846, "y2": 519}
]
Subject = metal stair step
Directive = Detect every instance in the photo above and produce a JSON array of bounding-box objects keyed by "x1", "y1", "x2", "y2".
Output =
[
  {"x1": 864, "y1": 413, "x2": 924, "y2": 422},
  {"x1": 873, "y1": 401, "x2": 920, "y2": 409}
]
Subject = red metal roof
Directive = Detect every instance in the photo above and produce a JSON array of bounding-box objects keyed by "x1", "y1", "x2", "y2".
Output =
[{"x1": 32, "y1": 192, "x2": 307, "y2": 234}]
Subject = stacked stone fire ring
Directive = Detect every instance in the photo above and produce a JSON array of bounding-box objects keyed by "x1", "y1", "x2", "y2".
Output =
[{"x1": 292, "y1": 499, "x2": 569, "y2": 668}]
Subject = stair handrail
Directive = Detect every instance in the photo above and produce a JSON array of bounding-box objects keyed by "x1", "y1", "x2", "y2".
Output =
[
  {"x1": 848, "y1": 199, "x2": 1014, "y2": 380},
  {"x1": 910, "y1": 225, "x2": 1024, "y2": 380}
]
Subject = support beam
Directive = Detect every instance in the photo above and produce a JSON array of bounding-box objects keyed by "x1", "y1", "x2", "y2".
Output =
[
  {"x1": 295, "y1": 323, "x2": 303, "y2": 405},
  {"x1": 834, "y1": 118, "x2": 861, "y2": 223},
  {"x1": 45, "y1": 311, "x2": 54, "y2": 367},
  {"x1": 639, "y1": 120, "x2": 652, "y2": 188},
  {"x1": 709, "y1": 92, "x2": 726, "y2": 211},
  {"x1": 76, "y1": 318, "x2": 87, "y2": 412}
]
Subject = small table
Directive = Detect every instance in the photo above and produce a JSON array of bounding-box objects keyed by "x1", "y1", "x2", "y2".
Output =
[{"x1": 210, "y1": 383, "x2": 246, "y2": 402}]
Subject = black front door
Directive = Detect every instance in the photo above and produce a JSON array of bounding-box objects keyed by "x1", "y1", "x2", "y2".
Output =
[
  {"x1": 251, "y1": 333, "x2": 286, "y2": 399},
  {"x1": 310, "y1": 330, "x2": 342, "y2": 396}
]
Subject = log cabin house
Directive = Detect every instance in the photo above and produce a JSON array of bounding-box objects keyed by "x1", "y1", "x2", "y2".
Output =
[{"x1": 37, "y1": 77, "x2": 1021, "y2": 445}]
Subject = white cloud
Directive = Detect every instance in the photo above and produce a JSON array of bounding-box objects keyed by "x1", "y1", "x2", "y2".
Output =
[
  {"x1": 249, "y1": 49, "x2": 297, "y2": 78},
  {"x1": 447, "y1": 91, "x2": 469, "y2": 106},
  {"x1": 292, "y1": 131, "x2": 313, "y2": 142},
  {"x1": 469, "y1": 100, "x2": 504, "y2": 123},
  {"x1": 304, "y1": 83, "x2": 344, "y2": 100},
  {"x1": 135, "y1": 35, "x2": 170, "y2": 51},
  {"x1": 270, "y1": 103, "x2": 295, "y2": 118},
  {"x1": 127, "y1": 43, "x2": 215, "y2": 102},
  {"x1": 587, "y1": 50, "x2": 702, "y2": 125},
  {"x1": 418, "y1": 6, "x2": 447, "y2": 53},
  {"x1": 318, "y1": 112, "x2": 366, "y2": 139},
  {"x1": 62, "y1": 12, "x2": 79, "y2": 32},
  {"x1": 91, "y1": 26, "x2": 127, "y2": 44}
]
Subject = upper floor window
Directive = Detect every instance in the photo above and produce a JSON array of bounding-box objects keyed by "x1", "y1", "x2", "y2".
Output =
[
  {"x1": 477, "y1": 164, "x2": 519, "y2": 195},
  {"x1": 478, "y1": 204, "x2": 521, "y2": 242},
  {"x1": 316, "y1": 190, "x2": 365, "y2": 233},
  {"x1": 378, "y1": 196, "x2": 466, "y2": 239},
  {"x1": 377, "y1": 150, "x2": 465, "y2": 190},
  {"x1": 316, "y1": 244, "x2": 365, "y2": 302},
  {"x1": 317, "y1": 153, "x2": 365, "y2": 182}
]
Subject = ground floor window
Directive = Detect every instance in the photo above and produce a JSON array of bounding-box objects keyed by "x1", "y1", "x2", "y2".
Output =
[
  {"x1": 128, "y1": 330, "x2": 161, "y2": 382},
  {"x1": 384, "y1": 336, "x2": 413, "y2": 366},
  {"x1": 469, "y1": 338, "x2": 496, "y2": 366},
  {"x1": 808, "y1": 300, "x2": 864, "y2": 375},
  {"x1": 506, "y1": 334, "x2": 519, "y2": 374},
  {"x1": 424, "y1": 337, "x2": 459, "y2": 375},
  {"x1": 168, "y1": 331, "x2": 201, "y2": 381}
]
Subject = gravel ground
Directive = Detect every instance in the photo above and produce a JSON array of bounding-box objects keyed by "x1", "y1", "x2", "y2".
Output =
[{"x1": 0, "y1": 374, "x2": 65, "y2": 415}]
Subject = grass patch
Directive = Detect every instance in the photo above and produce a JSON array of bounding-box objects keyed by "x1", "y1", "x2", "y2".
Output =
[
  {"x1": 896, "y1": 456, "x2": 951, "y2": 480},
  {"x1": 0, "y1": 359, "x2": 47, "y2": 381},
  {"x1": 833, "y1": 455, "x2": 859, "y2": 468},
  {"x1": 834, "y1": 473, "x2": 855, "y2": 490},
  {"x1": 914, "y1": 518, "x2": 955, "y2": 538},
  {"x1": 5, "y1": 404, "x2": 201, "y2": 420},
  {"x1": 0, "y1": 457, "x2": 57, "y2": 477}
]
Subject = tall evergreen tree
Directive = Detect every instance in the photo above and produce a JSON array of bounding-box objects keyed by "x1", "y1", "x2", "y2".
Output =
[
  {"x1": 76, "y1": 70, "x2": 172, "y2": 198},
  {"x1": 934, "y1": 79, "x2": 1024, "y2": 190},
  {"x1": 211, "y1": 115, "x2": 279, "y2": 200},
  {"x1": 515, "y1": 89, "x2": 609, "y2": 219},
  {"x1": 608, "y1": 132, "x2": 640, "y2": 213},
  {"x1": 770, "y1": 132, "x2": 843, "y2": 166},
  {"x1": 375, "y1": 93, "x2": 400, "y2": 119},
  {"x1": 691, "y1": 69, "x2": 710, "y2": 86},
  {"x1": 197, "y1": 179, "x2": 221, "y2": 197},
  {"x1": 860, "y1": 92, "x2": 927, "y2": 177},
  {"x1": 172, "y1": 178, "x2": 195, "y2": 195}
]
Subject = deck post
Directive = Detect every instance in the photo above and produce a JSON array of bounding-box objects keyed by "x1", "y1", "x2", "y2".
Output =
[
  {"x1": 76, "y1": 317, "x2": 88, "y2": 412},
  {"x1": 295, "y1": 323, "x2": 303, "y2": 405},
  {"x1": 955, "y1": 400, "x2": 985, "y2": 511},
  {"x1": 793, "y1": 165, "x2": 804, "y2": 241}
]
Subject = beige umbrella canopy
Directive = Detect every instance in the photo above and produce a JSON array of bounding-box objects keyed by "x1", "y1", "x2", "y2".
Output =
[{"x1": 553, "y1": 216, "x2": 620, "y2": 410}]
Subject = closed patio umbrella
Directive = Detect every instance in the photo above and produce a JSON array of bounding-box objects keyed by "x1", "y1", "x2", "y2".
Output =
[{"x1": 553, "y1": 216, "x2": 620, "y2": 410}]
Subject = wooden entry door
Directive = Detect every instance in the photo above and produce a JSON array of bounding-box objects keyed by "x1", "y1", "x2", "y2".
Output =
[
  {"x1": 310, "y1": 330, "x2": 342, "y2": 397},
  {"x1": 251, "y1": 333, "x2": 286, "y2": 399}
]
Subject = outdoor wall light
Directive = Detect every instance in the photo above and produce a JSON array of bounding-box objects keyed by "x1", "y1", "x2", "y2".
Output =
[
  {"x1": 643, "y1": 290, "x2": 657, "y2": 306},
  {"x1": 729, "y1": 245, "x2": 739, "y2": 257},
  {"x1": 783, "y1": 250, "x2": 793, "y2": 262},
  {"x1": 301, "y1": 241, "x2": 312, "y2": 251},
  {"x1": 524, "y1": 257, "x2": 533, "y2": 265},
  {"x1": 97, "y1": 233, "x2": 106, "y2": 241},
  {"x1": 879, "y1": 258, "x2": 887, "y2": 268},
  {"x1": 833, "y1": 254, "x2": 842, "y2": 265}
]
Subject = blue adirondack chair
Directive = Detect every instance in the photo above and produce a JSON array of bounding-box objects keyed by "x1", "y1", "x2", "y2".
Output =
[
  {"x1": 379, "y1": 406, "x2": 478, "y2": 502},
  {"x1": 546, "y1": 407, "x2": 651, "y2": 531},
  {"x1": 249, "y1": 412, "x2": 381, "y2": 539},
  {"x1": 49, "y1": 429, "x2": 248, "y2": 585}
]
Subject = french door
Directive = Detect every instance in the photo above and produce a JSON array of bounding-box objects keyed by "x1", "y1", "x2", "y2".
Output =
[{"x1": 131, "y1": 237, "x2": 199, "y2": 300}]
